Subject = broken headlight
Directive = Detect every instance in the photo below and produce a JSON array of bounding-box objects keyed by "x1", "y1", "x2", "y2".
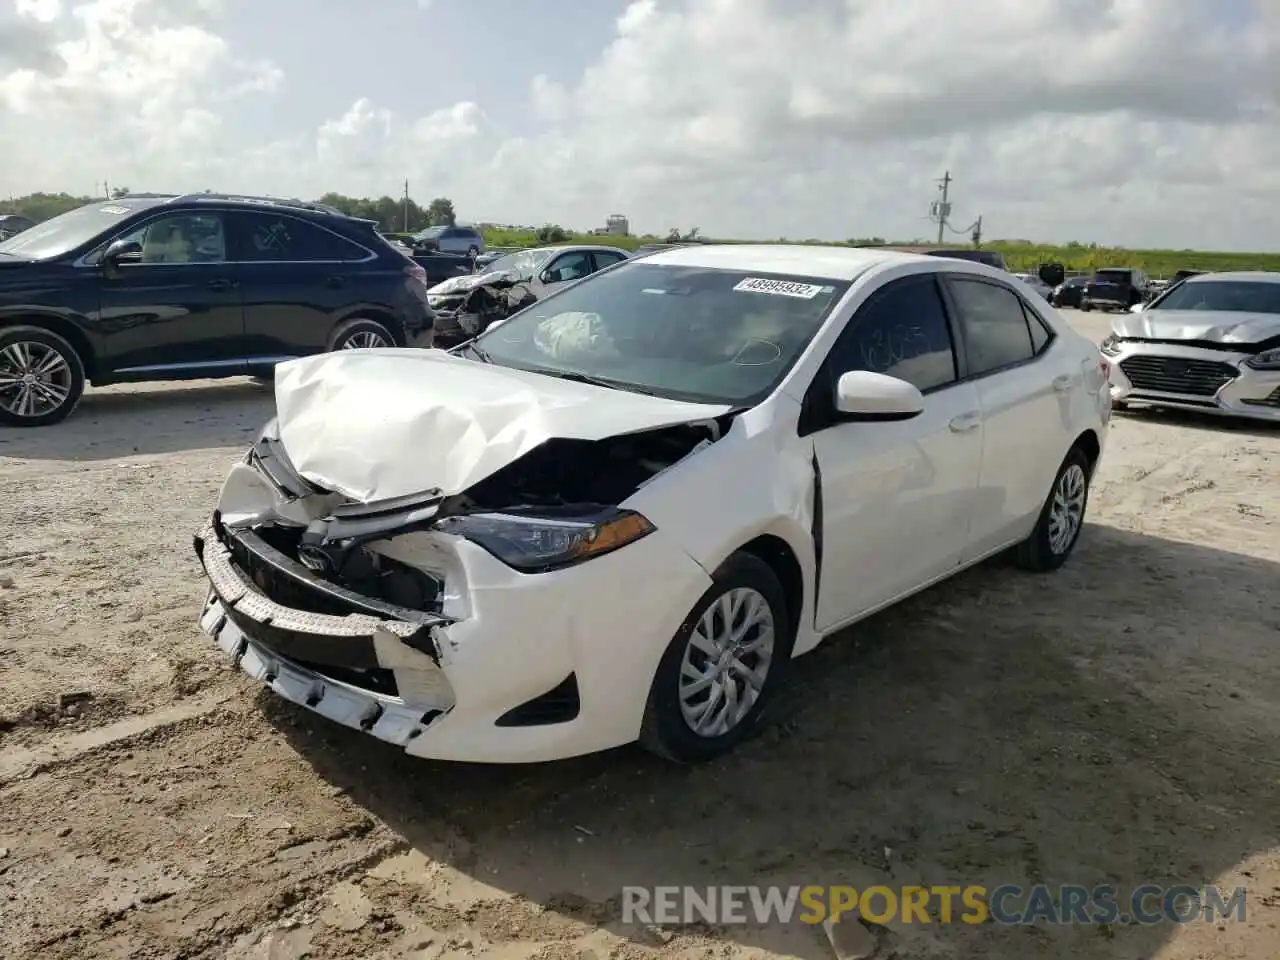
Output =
[
  {"x1": 1244, "y1": 346, "x2": 1280, "y2": 370},
  {"x1": 435, "y1": 508, "x2": 655, "y2": 573}
]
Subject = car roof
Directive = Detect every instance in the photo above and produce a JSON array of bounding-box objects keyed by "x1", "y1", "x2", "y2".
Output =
[
  {"x1": 1184, "y1": 271, "x2": 1280, "y2": 284},
  {"x1": 632, "y1": 243, "x2": 936, "y2": 281}
]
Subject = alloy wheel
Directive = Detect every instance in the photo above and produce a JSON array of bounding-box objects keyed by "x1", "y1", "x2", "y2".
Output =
[
  {"x1": 0, "y1": 340, "x2": 74, "y2": 420},
  {"x1": 1048, "y1": 463, "x2": 1087, "y2": 554},
  {"x1": 678, "y1": 586, "x2": 776, "y2": 737},
  {"x1": 341, "y1": 330, "x2": 390, "y2": 350}
]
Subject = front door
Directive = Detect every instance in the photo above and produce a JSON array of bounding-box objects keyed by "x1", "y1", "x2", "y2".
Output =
[
  {"x1": 941, "y1": 275, "x2": 1078, "y2": 560},
  {"x1": 806, "y1": 273, "x2": 984, "y2": 631},
  {"x1": 95, "y1": 211, "x2": 245, "y2": 379},
  {"x1": 229, "y1": 210, "x2": 374, "y2": 366},
  {"x1": 533, "y1": 250, "x2": 595, "y2": 298}
]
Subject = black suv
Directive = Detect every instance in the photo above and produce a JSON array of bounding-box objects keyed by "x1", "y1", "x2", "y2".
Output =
[
  {"x1": 0, "y1": 193, "x2": 435, "y2": 427},
  {"x1": 1081, "y1": 267, "x2": 1148, "y2": 312}
]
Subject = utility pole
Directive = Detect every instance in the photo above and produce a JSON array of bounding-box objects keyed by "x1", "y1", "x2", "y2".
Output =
[
  {"x1": 971, "y1": 215, "x2": 982, "y2": 248},
  {"x1": 929, "y1": 170, "x2": 952, "y2": 244},
  {"x1": 403, "y1": 179, "x2": 409, "y2": 232}
]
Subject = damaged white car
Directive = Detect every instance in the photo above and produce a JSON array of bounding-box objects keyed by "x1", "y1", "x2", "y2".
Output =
[
  {"x1": 1102, "y1": 271, "x2": 1280, "y2": 421},
  {"x1": 195, "y1": 244, "x2": 1111, "y2": 764}
]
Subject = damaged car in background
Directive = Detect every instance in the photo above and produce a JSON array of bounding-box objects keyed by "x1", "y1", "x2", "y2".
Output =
[
  {"x1": 425, "y1": 244, "x2": 630, "y2": 347},
  {"x1": 1102, "y1": 270, "x2": 1280, "y2": 421},
  {"x1": 195, "y1": 243, "x2": 1110, "y2": 764}
]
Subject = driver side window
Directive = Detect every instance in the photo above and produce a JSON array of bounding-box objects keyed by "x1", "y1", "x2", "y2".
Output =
[
  {"x1": 544, "y1": 251, "x2": 592, "y2": 283},
  {"x1": 117, "y1": 213, "x2": 227, "y2": 264},
  {"x1": 827, "y1": 275, "x2": 959, "y2": 392}
]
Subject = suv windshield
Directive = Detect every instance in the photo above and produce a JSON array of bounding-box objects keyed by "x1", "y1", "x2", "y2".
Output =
[
  {"x1": 472, "y1": 262, "x2": 850, "y2": 405},
  {"x1": 0, "y1": 201, "x2": 147, "y2": 260},
  {"x1": 481, "y1": 248, "x2": 554, "y2": 280},
  {"x1": 1151, "y1": 279, "x2": 1280, "y2": 314}
]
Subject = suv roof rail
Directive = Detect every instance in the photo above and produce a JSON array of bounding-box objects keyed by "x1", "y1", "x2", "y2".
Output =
[{"x1": 170, "y1": 192, "x2": 357, "y2": 217}]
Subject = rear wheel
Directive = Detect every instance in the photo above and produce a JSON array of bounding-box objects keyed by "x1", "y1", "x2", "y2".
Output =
[
  {"x1": 639, "y1": 552, "x2": 793, "y2": 763},
  {"x1": 0, "y1": 326, "x2": 86, "y2": 427},
  {"x1": 328, "y1": 318, "x2": 396, "y2": 351},
  {"x1": 1014, "y1": 445, "x2": 1092, "y2": 573}
]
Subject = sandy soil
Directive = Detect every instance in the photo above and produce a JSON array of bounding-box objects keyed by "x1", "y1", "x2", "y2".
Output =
[{"x1": 1, "y1": 311, "x2": 1278, "y2": 960}]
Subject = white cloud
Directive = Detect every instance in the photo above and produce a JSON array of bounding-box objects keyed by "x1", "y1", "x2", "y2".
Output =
[{"x1": 2, "y1": 0, "x2": 1278, "y2": 248}]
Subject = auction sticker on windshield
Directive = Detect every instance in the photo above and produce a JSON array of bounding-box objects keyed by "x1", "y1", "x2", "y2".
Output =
[{"x1": 734, "y1": 277, "x2": 826, "y2": 298}]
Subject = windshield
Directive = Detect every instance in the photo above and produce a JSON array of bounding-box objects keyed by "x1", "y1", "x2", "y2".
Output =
[
  {"x1": 0, "y1": 202, "x2": 143, "y2": 260},
  {"x1": 472, "y1": 262, "x2": 850, "y2": 405},
  {"x1": 479, "y1": 248, "x2": 554, "y2": 280},
  {"x1": 1151, "y1": 279, "x2": 1280, "y2": 314}
]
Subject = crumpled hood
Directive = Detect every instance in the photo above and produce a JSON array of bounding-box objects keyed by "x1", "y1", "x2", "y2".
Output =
[
  {"x1": 271, "y1": 349, "x2": 731, "y2": 503},
  {"x1": 427, "y1": 270, "x2": 505, "y2": 296},
  {"x1": 1112, "y1": 310, "x2": 1280, "y2": 344}
]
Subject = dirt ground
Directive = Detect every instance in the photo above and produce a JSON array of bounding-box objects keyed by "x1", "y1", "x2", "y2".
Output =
[{"x1": 1, "y1": 310, "x2": 1278, "y2": 960}]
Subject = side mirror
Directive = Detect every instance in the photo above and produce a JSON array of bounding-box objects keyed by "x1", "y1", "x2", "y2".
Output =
[
  {"x1": 102, "y1": 239, "x2": 142, "y2": 271},
  {"x1": 834, "y1": 370, "x2": 924, "y2": 421},
  {"x1": 1038, "y1": 261, "x2": 1066, "y2": 288},
  {"x1": 539, "y1": 269, "x2": 556, "y2": 284},
  {"x1": 1129, "y1": 303, "x2": 1144, "y2": 313}
]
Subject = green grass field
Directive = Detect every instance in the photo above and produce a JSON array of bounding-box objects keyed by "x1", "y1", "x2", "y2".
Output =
[{"x1": 479, "y1": 228, "x2": 1280, "y2": 278}]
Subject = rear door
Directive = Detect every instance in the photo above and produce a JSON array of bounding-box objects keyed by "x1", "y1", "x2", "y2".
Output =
[
  {"x1": 94, "y1": 210, "x2": 246, "y2": 378},
  {"x1": 940, "y1": 275, "x2": 1074, "y2": 560},
  {"x1": 229, "y1": 210, "x2": 376, "y2": 363}
]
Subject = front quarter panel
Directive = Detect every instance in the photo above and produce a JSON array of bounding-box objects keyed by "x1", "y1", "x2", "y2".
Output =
[
  {"x1": 0, "y1": 263, "x2": 104, "y2": 370},
  {"x1": 622, "y1": 396, "x2": 820, "y2": 653}
]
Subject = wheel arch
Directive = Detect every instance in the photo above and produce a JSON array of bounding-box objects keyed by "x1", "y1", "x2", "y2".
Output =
[
  {"x1": 728, "y1": 534, "x2": 804, "y2": 645},
  {"x1": 1072, "y1": 428, "x2": 1101, "y2": 474},
  {"x1": 0, "y1": 314, "x2": 99, "y2": 381}
]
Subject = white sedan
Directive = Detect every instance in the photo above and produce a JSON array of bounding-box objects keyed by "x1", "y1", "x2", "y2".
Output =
[
  {"x1": 195, "y1": 244, "x2": 1112, "y2": 764},
  {"x1": 1103, "y1": 271, "x2": 1280, "y2": 421}
]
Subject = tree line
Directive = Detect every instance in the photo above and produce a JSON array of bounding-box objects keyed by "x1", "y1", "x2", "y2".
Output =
[{"x1": 0, "y1": 190, "x2": 461, "y2": 233}]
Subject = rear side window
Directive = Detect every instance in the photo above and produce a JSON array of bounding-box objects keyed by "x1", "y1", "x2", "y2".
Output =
[
  {"x1": 947, "y1": 278, "x2": 1039, "y2": 375},
  {"x1": 592, "y1": 250, "x2": 627, "y2": 270},
  {"x1": 233, "y1": 212, "x2": 369, "y2": 262},
  {"x1": 828, "y1": 275, "x2": 958, "y2": 392}
]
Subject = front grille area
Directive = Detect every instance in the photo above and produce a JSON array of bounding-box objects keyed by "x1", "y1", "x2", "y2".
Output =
[{"x1": 1118, "y1": 356, "x2": 1239, "y2": 397}]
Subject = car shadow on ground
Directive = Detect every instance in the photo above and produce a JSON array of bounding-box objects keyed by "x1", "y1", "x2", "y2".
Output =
[
  {"x1": 1114, "y1": 405, "x2": 1280, "y2": 440},
  {"x1": 267, "y1": 524, "x2": 1280, "y2": 959},
  {"x1": 0, "y1": 380, "x2": 271, "y2": 461}
]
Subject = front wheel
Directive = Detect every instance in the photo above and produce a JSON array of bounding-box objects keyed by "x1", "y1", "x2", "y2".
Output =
[
  {"x1": 639, "y1": 552, "x2": 793, "y2": 763},
  {"x1": 1081, "y1": 302, "x2": 1093, "y2": 312},
  {"x1": 1014, "y1": 446, "x2": 1092, "y2": 572},
  {"x1": 0, "y1": 326, "x2": 86, "y2": 427}
]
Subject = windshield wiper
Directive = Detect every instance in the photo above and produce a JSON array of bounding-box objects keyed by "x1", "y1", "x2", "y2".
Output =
[
  {"x1": 541, "y1": 370, "x2": 666, "y2": 397},
  {"x1": 464, "y1": 342, "x2": 491, "y2": 362}
]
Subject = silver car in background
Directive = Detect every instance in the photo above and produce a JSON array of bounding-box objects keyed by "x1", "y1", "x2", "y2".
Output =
[{"x1": 1102, "y1": 271, "x2": 1280, "y2": 421}]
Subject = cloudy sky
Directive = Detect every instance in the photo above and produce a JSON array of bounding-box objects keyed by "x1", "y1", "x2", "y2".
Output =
[{"x1": 2, "y1": 0, "x2": 1277, "y2": 249}]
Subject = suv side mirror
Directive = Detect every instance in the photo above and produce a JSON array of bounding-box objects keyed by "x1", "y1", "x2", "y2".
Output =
[
  {"x1": 539, "y1": 268, "x2": 557, "y2": 284},
  {"x1": 101, "y1": 239, "x2": 142, "y2": 272},
  {"x1": 1038, "y1": 261, "x2": 1066, "y2": 288},
  {"x1": 834, "y1": 370, "x2": 924, "y2": 421}
]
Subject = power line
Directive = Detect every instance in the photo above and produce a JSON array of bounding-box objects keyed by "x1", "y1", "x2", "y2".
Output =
[{"x1": 926, "y1": 171, "x2": 984, "y2": 247}]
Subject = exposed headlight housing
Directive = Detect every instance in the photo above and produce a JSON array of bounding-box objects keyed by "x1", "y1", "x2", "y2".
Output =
[
  {"x1": 1243, "y1": 346, "x2": 1280, "y2": 370},
  {"x1": 435, "y1": 508, "x2": 655, "y2": 573},
  {"x1": 1099, "y1": 334, "x2": 1123, "y2": 356}
]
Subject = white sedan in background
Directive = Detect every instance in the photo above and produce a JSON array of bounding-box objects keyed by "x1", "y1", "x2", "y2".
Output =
[
  {"x1": 1103, "y1": 271, "x2": 1280, "y2": 421},
  {"x1": 195, "y1": 245, "x2": 1111, "y2": 764}
]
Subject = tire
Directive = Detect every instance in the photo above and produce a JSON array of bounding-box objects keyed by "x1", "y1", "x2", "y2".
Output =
[
  {"x1": 327, "y1": 318, "x2": 396, "y2": 352},
  {"x1": 0, "y1": 325, "x2": 86, "y2": 427},
  {"x1": 1014, "y1": 445, "x2": 1092, "y2": 573},
  {"x1": 639, "y1": 552, "x2": 794, "y2": 763},
  {"x1": 1081, "y1": 302, "x2": 1093, "y2": 312}
]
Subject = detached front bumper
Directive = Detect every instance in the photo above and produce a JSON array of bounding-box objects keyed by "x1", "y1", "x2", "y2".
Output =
[
  {"x1": 1105, "y1": 343, "x2": 1280, "y2": 421},
  {"x1": 194, "y1": 513, "x2": 714, "y2": 763},
  {"x1": 195, "y1": 522, "x2": 457, "y2": 745}
]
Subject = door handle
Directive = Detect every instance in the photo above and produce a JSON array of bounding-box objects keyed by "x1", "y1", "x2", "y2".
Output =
[
  {"x1": 948, "y1": 411, "x2": 981, "y2": 433},
  {"x1": 207, "y1": 278, "x2": 237, "y2": 291},
  {"x1": 1052, "y1": 374, "x2": 1074, "y2": 392},
  {"x1": 325, "y1": 276, "x2": 346, "y2": 289}
]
